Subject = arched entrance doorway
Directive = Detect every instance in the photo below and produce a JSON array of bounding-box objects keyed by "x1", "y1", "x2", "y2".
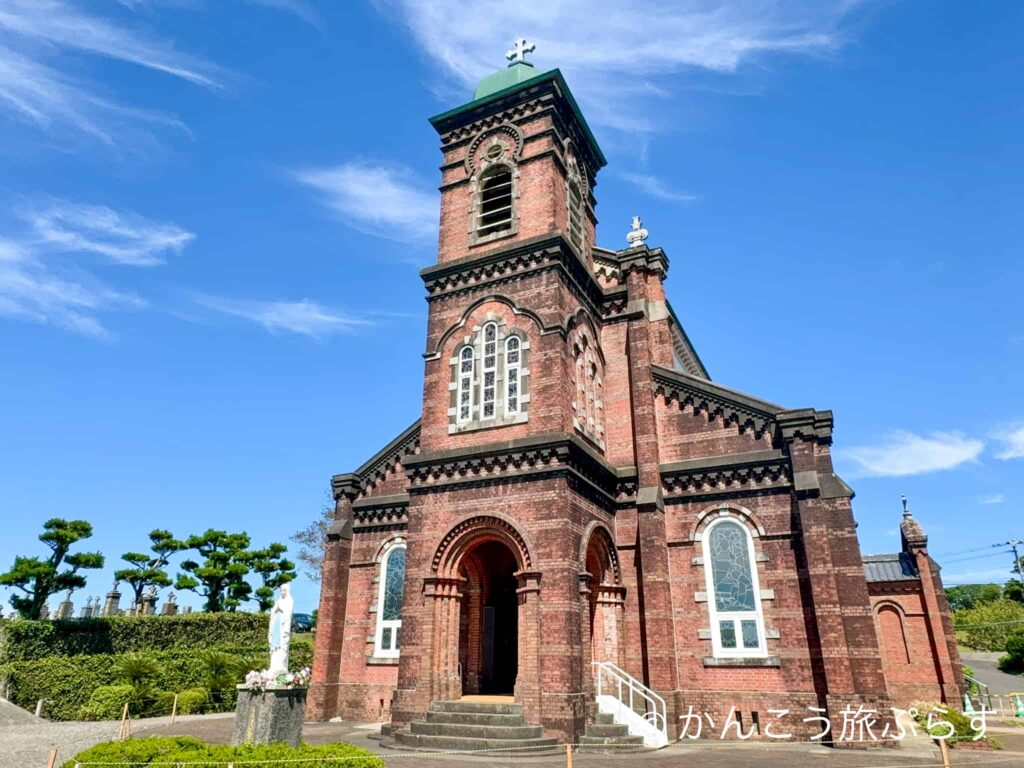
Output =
[{"x1": 458, "y1": 540, "x2": 519, "y2": 694}]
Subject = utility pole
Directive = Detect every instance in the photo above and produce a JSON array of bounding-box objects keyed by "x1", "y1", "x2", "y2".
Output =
[{"x1": 999, "y1": 539, "x2": 1024, "y2": 587}]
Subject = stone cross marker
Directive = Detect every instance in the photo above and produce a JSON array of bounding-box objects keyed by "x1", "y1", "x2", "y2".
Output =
[{"x1": 506, "y1": 38, "x2": 536, "y2": 65}]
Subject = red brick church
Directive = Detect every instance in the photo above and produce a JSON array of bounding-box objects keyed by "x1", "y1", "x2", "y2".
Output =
[{"x1": 309, "y1": 45, "x2": 964, "y2": 746}]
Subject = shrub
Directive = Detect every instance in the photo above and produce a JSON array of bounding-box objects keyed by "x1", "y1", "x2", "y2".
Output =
[
  {"x1": 954, "y1": 600, "x2": 1024, "y2": 651},
  {"x1": 61, "y1": 736, "x2": 206, "y2": 768},
  {"x1": 912, "y1": 702, "x2": 1000, "y2": 747},
  {"x1": 0, "y1": 613, "x2": 267, "y2": 662},
  {"x1": 64, "y1": 737, "x2": 384, "y2": 768},
  {"x1": 79, "y1": 684, "x2": 135, "y2": 721},
  {"x1": 998, "y1": 631, "x2": 1024, "y2": 673},
  {"x1": 0, "y1": 648, "x2": 248, "y2": 720},
  {"x1": 175, "y1": 686, "x2": 209, "y2": 715}
]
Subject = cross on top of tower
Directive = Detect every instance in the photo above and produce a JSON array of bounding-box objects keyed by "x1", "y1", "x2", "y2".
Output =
[{"x1": 506, "y1": 38, "x2": 536, "y2": 66}]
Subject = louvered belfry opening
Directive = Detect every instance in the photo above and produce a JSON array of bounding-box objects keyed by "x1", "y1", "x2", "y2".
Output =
[
  {"x1": 567, "y1": 179, "x2": 584, "y2": 253},
  {"x1": 477, "y1": 166, "x2": 513, "y2": 237}
]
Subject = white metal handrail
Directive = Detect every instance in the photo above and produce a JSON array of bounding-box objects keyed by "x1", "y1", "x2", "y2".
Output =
[{"x1": 592, "y1": 660, "x2": 668, "y2": 748}]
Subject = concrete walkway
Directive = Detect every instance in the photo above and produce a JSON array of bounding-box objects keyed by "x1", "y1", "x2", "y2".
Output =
[
  {"x1": 962, "y1": 652, "x2": 1024, "y2": 697},
  {"x1": 0, "y1": 696, "x2": 39, "y2": 727},
  {"x1": 5, "y1": 712, "x2": 1024, "y2": 768}
]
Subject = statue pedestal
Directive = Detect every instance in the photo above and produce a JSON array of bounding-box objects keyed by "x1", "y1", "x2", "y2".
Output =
[{"x1": 231, "y1": 685, "x2": 307, "y2": 747}]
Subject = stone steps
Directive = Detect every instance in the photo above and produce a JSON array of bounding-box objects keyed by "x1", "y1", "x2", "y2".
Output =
[
  {"x1": 578, "y1": 711, "x2": 648, "y2": 752},
  {"x1": 392, "y1": 699, "x2": 560, "y2": 754}
]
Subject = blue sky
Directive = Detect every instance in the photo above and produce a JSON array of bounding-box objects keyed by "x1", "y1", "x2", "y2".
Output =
[{"x1": 0, "y1": 1, "x2": 1021, "y2": 615}]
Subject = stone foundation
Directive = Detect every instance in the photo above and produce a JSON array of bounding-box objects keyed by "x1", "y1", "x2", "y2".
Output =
[{"x1": 232, "y1": 686, "x2": 307, "y2": 747}]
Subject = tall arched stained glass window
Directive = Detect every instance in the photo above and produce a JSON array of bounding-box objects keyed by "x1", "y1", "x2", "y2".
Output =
[
  {"x1": 702, "y1": 519, "x2": 766, "y2": 657},
  {"x1": 505, "y1": 335, "x2": 521, "y2": 415},
  {"x1": 457, "y1": 346, "x2": 474, "y2": 423},
  {"x1": 375, "y1": 544, "x2": 406, "y2": 657}
]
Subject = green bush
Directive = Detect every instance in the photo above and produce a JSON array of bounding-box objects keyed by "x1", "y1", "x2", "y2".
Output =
[
  {"x1": 999, "y1": 631, "x2": 1024, "y2": 673},
  {"x1": 954, "y1": 600, "x2": 1024, "y2": 651},
  {"x1": 912, "y1": 702, "x2": 1000, "y2": 747},
  {"x1": 0, "y1": 648, "x2": 251, "y2": 720},
  {"x1": 176, "y1": 686, "x2": 209, "y2": 715},
  {"x1": 0, "y1": 613, "x2": 267, "y2": 662},
  {"x1": 64, "y1": 737, "x2": 384, "y2": 768},
  {"x1": 79, "y1": 684, "x2": 135, "y2": 721}
]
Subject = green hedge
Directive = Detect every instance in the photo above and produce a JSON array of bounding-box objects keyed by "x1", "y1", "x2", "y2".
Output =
[
  {"x1": 0, "y1": 613, "x2": 267, "y2": 662},
  {"x1": 0, "y1": 639, "x2": 314, "y2": 721},
  {"x1": 64, "y1": 737, "x2": 384, "y2": 768}
]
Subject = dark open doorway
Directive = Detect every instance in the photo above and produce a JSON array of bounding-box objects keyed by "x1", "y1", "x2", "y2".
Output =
[{"x1": 458, "y1": 539, "x2": 519, "y2": 695}]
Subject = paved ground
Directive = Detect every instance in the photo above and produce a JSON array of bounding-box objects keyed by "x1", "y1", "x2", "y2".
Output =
[
  {"x1": 0, "y1": 696, "x2": 40, "y2": 727},
  {"x1": 4, "y1": 711, "x2": 1023, "y2": 768},
  {"x1": 963, "y1": 652, "x2": 1024, "y2": 697}
]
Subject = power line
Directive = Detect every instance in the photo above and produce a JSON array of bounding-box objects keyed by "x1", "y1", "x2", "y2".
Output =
[{"x1": 940, "y1": 549, "x2": 1011, "y2": 565}]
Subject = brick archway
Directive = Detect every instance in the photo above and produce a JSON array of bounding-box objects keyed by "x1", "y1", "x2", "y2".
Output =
[
  {"x1": 424, "y1": 515, "x2": 543, "y2": 722},
  {"x1": 579, "y1": 523, "x2": 626, "y2": 674}
]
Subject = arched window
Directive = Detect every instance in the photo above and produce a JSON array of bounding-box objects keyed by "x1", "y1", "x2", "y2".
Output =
[
  {"x1": 458, "y1": 345, "x2": 474, "y2": 423},
  {"x1": 571, "y1": 329, "x2": 603, "y2": 447},
  {"x1": 481, "y1": 322, "x2": 498, "y2": 419},
  {"x1": 375, "y1": 543, "x2": 406, "y2": 658},
  {"x1": 448, "y1": 320, "x2": 530, "y2": 432},
  {"x1": 567, "y1": 178, "x2": 585, "y2": 254},
  {"x1": 505, "y1": 336, "x2": 521, "y2": 414},
  {"x1": 477, "y1": 166, "x2": 513, "y2": 238},
  {"x1": 702, "y1": 519, "x2": 766, "y2": 657}
]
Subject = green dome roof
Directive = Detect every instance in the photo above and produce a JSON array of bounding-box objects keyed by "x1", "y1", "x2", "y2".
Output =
[{"x1": 474, "y1": 61, "x2": 546, "y2": 100}]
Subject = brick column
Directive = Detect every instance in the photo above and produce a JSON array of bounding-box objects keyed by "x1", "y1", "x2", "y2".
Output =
[
  {"x1": 622, "y1": 251, "x2": 681, "y2": 735},
  {"x1": 781, "y1": 411, "x2": 893, "y2": 745},
  {"x1": 308, "y1": 477, "x2": 358, "y2": 720},
  {"x1": 902, "y1": 509, "x2": 964, "y2": 705},
  {"x1": 515, "y1": 570, "x2": 543, "y2": 727}
]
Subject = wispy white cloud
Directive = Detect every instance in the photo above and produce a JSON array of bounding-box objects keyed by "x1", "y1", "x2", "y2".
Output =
[
  {"x1": 247, "y1": 0, "x2": 322, "y2": 28},
  {"x1": 980, "y1": 493, "x2": 1005, "y2": 505},
  {"x1": 942, "y1": 567, "x2": 1015, "y2": 585},
  {"x1": 0, "y1": 199, "x2": 190, "y2": 336},
  {"x1": 840, "y1": 430, "x2": 984, "y2": 478},
  {"x1": 20, "y1": 199, "x2": 194, "y2": 266},
  {"x1": 993, "y1": 423, "x2": 1024, "y2": 460},
  {"x1": 619, "y1": 172, "x2": 700, "y2": 203},
  {"x1": 292, "y1": 161, "x2": 438, "y2": 242},
  {"x1": 379, "y1": 0, "x2": 862, "y2": 133},
  {"x1": 0, "y1": 237, "x2": 146, "y2": 338},
  {"x1": 0, "y1": 0, "x2": 224, "y2": 146},
  {"x1": 194, "y1": 295, "x2": 371, "y2": 337}
]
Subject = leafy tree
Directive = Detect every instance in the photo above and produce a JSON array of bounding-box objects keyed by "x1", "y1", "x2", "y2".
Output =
[
  {"x1": 1005, "y1": 579, "x2": 1024, "y2": 604},
  {"x1": 290, "y1": 496, "x2": 332, "y2": 581},
  {"x1": 175, "y1": 530, "x2": 253, "y2": 612},
  {"x1": 247, "y1": 543, "x2": 297, "y2": 611},
  {"x1": 945, "y1": 584, "x2": 1002, "y2": 612},
  {"x1": 0, "y1": 518, "x2": 104, "y2": 619},
  {"x1": 954, "y1": 599, "x2": 1024, "y2": 651},
  {"x1": 114, "y1": 529, "x2": 185, "y2": 608}
]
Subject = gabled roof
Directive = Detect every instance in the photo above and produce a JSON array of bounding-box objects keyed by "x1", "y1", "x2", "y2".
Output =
[
  {"x1": 863, "y1": 553, "x2": 919, "y2": 583},
  {"x1": 651, "y1": 365, "x2": 784, "y2": 436}
]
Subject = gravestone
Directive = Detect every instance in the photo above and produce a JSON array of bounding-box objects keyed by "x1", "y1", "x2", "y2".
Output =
[{"x1": 231, "y1": 583, "x2": 307, "y2": 747}]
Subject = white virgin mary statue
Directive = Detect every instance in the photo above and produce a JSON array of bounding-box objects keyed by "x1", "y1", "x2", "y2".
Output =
[{"x1": 267, "y1": 582, "x2": 294, "y2": 677}]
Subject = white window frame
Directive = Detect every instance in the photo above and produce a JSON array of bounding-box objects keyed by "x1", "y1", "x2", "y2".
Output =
[
  {"x1": 480, "y1": 322, "x2": 498, "y2": 421},
  {"x1": 505, "y1": 335, "x2": 521, "y2": 415},
  {"x1": 457, "y1": 345, "x2": 475, "y2": 424},
  {"x1": 374, "y1": 542, "x2": 407, "y2": 658},
  {"x1": 701, "y1": 517, "x2": 767, "y2": 659}
]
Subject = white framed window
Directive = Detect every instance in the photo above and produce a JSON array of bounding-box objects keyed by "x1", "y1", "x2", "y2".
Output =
[
  {"x1": 374, "y1": 543, "x2": 407, "y2": 658},
  {"x1": 457, "y1": 345, "x2": 474, "y2": 423},
  {"x1": 505, "y1": 335, "x2": 521, "y2": 415},
  {"x1": 480, "y1": 322, "x2": 498, "y2": 420},
  {"x1": 702, "y1": 518, "x2": 767, "y2": 658}
]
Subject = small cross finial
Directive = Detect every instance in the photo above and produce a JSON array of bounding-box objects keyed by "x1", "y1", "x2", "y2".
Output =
[
  {"x1": 901, "y1": 494, "x2": 911, "y2": 517},
  {"x1": 626, "y1": 216, "x2": 649, "y2": 249},
  {"x1": 506, "y1": 38, "x2": 536, "y2": 66}
]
